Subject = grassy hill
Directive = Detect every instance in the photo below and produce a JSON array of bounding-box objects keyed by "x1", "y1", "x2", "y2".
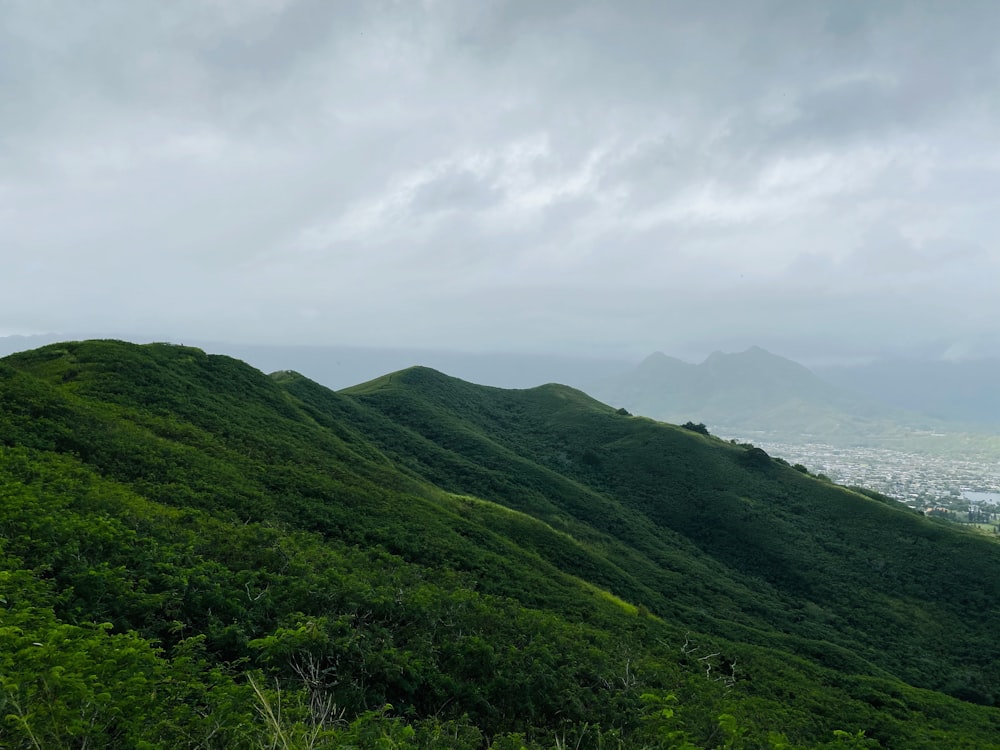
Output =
[{"x1": 2, "y1": 340, "x2": 1000, "y2": 748}]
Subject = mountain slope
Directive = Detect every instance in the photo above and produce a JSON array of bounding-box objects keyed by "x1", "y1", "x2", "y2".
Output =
[
  {"x1": 2, "y1": 340, "x2": 1000, "y2": 748},
  {"x1": 334, "y1": 365, "x2": 1000, "y2": 689}
]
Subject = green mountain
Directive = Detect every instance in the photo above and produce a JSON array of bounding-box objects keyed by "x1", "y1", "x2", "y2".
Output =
[{"x1": 2, "y1": 340, "x2": 1000, "y2": 748}]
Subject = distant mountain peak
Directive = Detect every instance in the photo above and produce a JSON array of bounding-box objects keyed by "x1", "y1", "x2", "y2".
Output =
[
  {"x1": 637, "y1": 351, "x2": 690, "y2": 371},
  {"x1": 702, "y1": 346, "x2": 815, "y2": 375},
  {"x1": 704, "y1": 345, "x2": 779, "y2": 363},
  {"x1": 587, "y1": 344, "x2": 869, "y2": 436}
]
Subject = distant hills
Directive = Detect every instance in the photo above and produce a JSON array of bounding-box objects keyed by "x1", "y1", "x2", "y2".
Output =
[
  {"x1": 588, "y1": 346, "x2": 1000, "y2": 460},
  {"x1": 588, "y1": 346, "x2": 872, "y2": 436},
  {"x1": 3, "y1": 339, "x2": 1000, "y2": 747},
  {"x1": 4, "y1": 334, "x2": 998, "y2": 434}
]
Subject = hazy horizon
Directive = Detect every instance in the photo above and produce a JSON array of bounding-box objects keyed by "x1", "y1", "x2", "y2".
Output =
[{"x1": 4, "y1": 330, "x2": 999, "y2": 372}]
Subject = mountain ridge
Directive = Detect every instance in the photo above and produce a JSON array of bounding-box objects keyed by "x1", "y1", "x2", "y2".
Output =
[{"x1": 3, "y1": 340, "x2": 1000, "y2": 747}]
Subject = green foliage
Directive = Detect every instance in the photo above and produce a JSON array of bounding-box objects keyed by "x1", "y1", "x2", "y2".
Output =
[
  {"x1": 638, "y1": 692, "x2": 700, "y2": 748},
  {"x1": 681, "y1": 422, "x2": 710, "y2": 436},
  {"x1": 3, "y1": 341, "x2": 1000, "y2": 748}
]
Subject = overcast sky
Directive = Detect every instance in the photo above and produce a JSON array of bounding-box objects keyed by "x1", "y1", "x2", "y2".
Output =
[{"x1": 3, "y1": 0, "x2": 1000, "y2": 364}]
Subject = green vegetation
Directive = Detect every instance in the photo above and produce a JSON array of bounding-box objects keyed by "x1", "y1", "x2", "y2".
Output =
[{"x1": 2, "y1": 340, "x2": 1000, "y2": 747}]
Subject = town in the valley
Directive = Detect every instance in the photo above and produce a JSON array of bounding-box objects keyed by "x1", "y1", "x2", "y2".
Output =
[{"x1": 740, "y1": 439, "x2": 1000, "y2": 528}]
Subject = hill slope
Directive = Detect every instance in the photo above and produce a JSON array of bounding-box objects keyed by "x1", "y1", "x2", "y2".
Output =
[{"x1": 2, "y1": 340, "x2": 1000, "y2": 748}]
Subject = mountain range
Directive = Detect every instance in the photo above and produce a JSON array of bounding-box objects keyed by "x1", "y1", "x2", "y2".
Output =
[
  {"x1": 5, "y1": 334, "x2": 1000, "y2": 442},
  {"x1": 587, "y1": 347, "x2": 1000, "y2": 461},
  {"x1": 2, "y1": 339, "x2": 1000, "y2": 747},
  {"x1": 588, "y1": 346, "x2": 873, "y2": 436}
]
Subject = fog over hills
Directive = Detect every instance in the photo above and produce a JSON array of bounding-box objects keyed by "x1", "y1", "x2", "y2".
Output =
[
  {"x1": 591, "y1": 346, "x2": 855, "y2": 417},
  {"x1": 589, "y1": 346, "x2": 914, "y2": 440},
  {"x1": 585, "y1": 346, "x2": 1000, "y2": 484},
  {"x1": 817, "y1": 358, "x2": 1000, "y2": 430}
]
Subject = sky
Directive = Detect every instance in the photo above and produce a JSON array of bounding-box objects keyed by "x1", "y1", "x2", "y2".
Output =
[{"x1": 3, "y1": 0, "x2": 1000, "y2": 365}]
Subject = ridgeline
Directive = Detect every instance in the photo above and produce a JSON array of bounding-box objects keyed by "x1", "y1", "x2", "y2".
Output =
[{"x1": 2, "y1": 340, "x2": 999, "y2": 748}]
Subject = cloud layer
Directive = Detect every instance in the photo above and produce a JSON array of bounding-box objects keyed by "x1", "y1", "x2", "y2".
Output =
[{"x1": 3, "y1": 0, "x2": 1000, "y2": 361}]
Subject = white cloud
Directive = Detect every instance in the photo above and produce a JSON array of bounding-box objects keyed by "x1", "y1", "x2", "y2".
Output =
[{"x1": 3, "y1": 0, "x2": 1000, "y2": 360}]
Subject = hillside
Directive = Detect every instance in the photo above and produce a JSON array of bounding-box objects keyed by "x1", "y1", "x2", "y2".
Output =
[{"x1": 2, "y1": 340, "x2": 1000, "y2": 748}]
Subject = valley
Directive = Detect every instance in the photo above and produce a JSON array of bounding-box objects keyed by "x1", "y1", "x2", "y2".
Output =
[
  {"x1": 733, "y1": 437, "x2": 1000, "y2": 513},
  {"x1": 589, "y1": 345, "x2": 1000, "y2": 526}
]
